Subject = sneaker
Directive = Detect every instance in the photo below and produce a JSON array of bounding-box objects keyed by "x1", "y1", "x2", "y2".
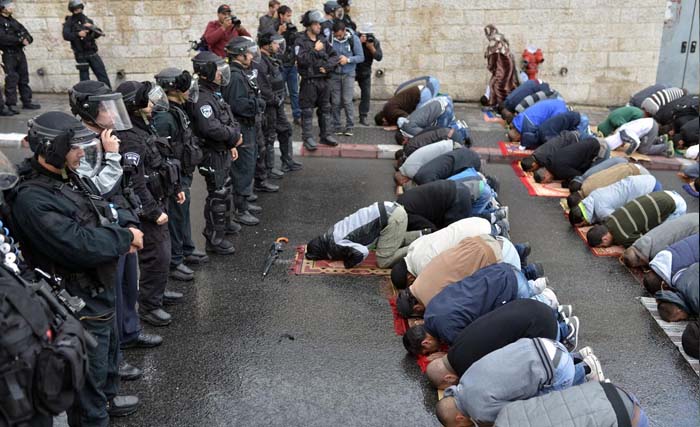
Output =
[
  {"x1": 541, "y1": 287, "x2": 559, "y2": 309},
  {"x1": 281, "y1": 160, "x2": 303, "y2": 172},
  {"x1": 531, "y1": 276, "x2": 548, "y2": 294},
  {"x1": 564, "y1": 315, "x2": 579, "y2": 351},
  {"x1": 343, "y1": 129, "x2": 354, "y2": 136},
  {"x1": 558, "y1": 304, "x2": 573, "y2": 320},
  {"x1": 321, "y1": 135, "x2": 339, "y2": 146},
  {"x1": 583, "y1": 353, "x2": 605, "y2": 382},
  {"x1": 303, "y1": 137, "x2": 318, "y2": 151},
  {"x1": 494, "y1": 219, "x2": 510, "y2": 239},
  {"x1": 334, "y1": 130, "x2": 345, "y2": 136},
  {"x1": 22, "y1": 102, "x2": 41, "y2": 110},
  {"x1": 525, "y1": 265, "x2": 546, "y2": 281},
  {"x1": 359, "y1": 116, "x2": 369, "y2": 126},
  {"x1": 269, "y1": 168, "x2": 285, "y2": 179},
  {"x1": 492, "y1": 206, "x2": 509, "y2": 222},
  {"x1": 577, "y1": 346, "x2": 593, "y2": 360}
]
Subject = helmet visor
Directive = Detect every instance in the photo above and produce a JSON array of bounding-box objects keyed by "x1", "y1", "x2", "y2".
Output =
[
  {"x1": 248, "y1": 45, "x2": 262, "y2": 64},
  {"x1": 218, "y1": 62, "x2": 231, "y2": 86},
  {"x1": 187, "y1": 76, "x2": 200, "y2": 103},
  {"x1": 92, "y1": 95, "x2": 133, "y2": 131},
  {"x1": 73, "y1": 137, "x2": 103, "y2": 177},
  {"x1": 273, "y1": 38, "x2": 286, "y2": 55},
  {"x1": 0, "y1": 150, "x2": 18, "y2": 191},
  {"x1": 334, "y1": 8, "x2": 344, "y2": 19},
  {"x1": 148, "y1": 85, "x2": 169, "y2": 112}
]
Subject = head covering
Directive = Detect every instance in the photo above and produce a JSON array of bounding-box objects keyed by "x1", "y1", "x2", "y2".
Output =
[
  {"x1": 484, "y1": 24, "x2": 510, "y2": 58},
  {"x1": 217, "y1": 4, "x2": 231, "y2": 14}
]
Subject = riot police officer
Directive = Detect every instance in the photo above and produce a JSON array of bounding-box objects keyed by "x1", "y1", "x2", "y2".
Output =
[
  {"x1": 322, "y1": 1, "x2": 343, "y2": 39},
  {"x1": 153, "y1": 67, "x2": 210, "y2": 280},
  {"x1": 63, "y1": 0, "x2": 111, "y2": 87},
  {"x1": 258, "y1": 31, "x2": 302, "y2": 173},
  {"x1": 0, "y1": 0, "x2": 40, "y2": 114},
  {"x1": 296, "y1": 10, "x2": 340, "y2": 151},
  {"x1": 189, "y1": 51, "x2": 241, "y2": 254},
  {"x1": 9, "y1": 112, "x2": 142, "y2": 425},
  {"x1": 115, "y1": 81, "x2": 185, "y2": 327},
  {"x1": 224, "y1": 36, "x2": 272, "y2": 226}
]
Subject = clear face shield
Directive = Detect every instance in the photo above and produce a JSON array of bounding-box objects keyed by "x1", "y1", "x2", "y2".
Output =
[
  {"x1": 91, "y1": 93, "x2": 133, "y2": 131},
  {"x1": 0, "y1": 150, "x2": 18, "y2": 191},
  {"x1": 248, "y1": 45, "x2": 262, "y2": 64},
  {"x1": 187, "y1": 75, "x2": 199, "y2": 103},
  {"x1": 217, "y1": 62, "x2": 231, "y2": 86},
  {"x1": 273, "y1": 38, "x2": 286, "y2": 55},
  {"x1": 74, "y1": 137, "x2": 103, "y2": 177},
  {"x1": 148, "y1": 85, "x2": 169, "y2": 112},
  {"x1": 333, "y1": 8, "x2": 344, "y2": 19}
]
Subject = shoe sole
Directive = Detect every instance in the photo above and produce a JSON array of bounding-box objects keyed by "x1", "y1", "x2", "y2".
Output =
[
  {"x1": 118, "y1": 373, "x2": 142, "y2": 382},
  {"x1": 303, "y1": 144, "x2": 317, "y2": 151},
  {"x1": 169, "y1": 274, "x2": 194, "y2": 282},
  {"x1": 138, "y1": 315, "x2": 171, "y2": 327},
  {"x1": 254, "y1": 188, "x2": 279, "y2": 193},
  {"x1": 108, "y1": 406, "x2": 141, "y2": 418},
  {"x1": 121, "y1": 341, "x2": 162, "y2": 350}
]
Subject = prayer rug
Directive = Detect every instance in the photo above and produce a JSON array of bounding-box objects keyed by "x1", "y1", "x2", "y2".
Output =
[
  {"x1": 639, "y1": 297, "x2": 699, "y2": 376},
  {"x1": 290, "y1": 246, "x2": 391, "y2": 276},
  {"x1": 511, "y1": 161, "x2": 571, "y2": 198},
  {"x1": 558, "y1": 199, "x2": 627, "y2": 257},
  {"x1": 482, "y1": 108, "x2": 505, "y2": 124},
  {"x1": 498, "y1": 141, "x2": 533, "y2": 158}
]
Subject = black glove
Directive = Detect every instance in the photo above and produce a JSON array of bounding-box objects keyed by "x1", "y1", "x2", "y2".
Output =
[{"x1": 44, "y1": 129, "x2": 74, "y2": 169}]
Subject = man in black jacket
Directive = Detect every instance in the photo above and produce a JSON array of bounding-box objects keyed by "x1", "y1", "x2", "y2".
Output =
[
  {"x1": 0, "y1": 0, "x2": 40, "y2": 114},
  {"x1": 11, "y1": 112, "x2": 142, "y2": 425},
  {"x1": 356, "y1": 22, "x2": 382, "y2": 126},
  {"x1": 258, "y1": 32, "x2": 302, "y2": 173},
  {"x1": 154, "y1": 67, "x2": 210, "y2": 281},
  {"x1": 397, "y1": 180, "x2": 474, "y2": 231},
  {"x1": 116, "y1": 81, "x2": 184, "y2": 327},
  {"x1": 190, "y1": 51, "x2": 241, "y2": 254},
  {"x1": 520, "y1": 130, "x2": 581, "y2": 173},
  {"x1": 295, "y1": 9, "x2": 340, "y2": 151},
  {"x1": 224, "y1": 36, "x2": 272, "y2": 226},
  {"x1": 534, "y1": 136, "x2": 609, "y2": 187},
  {"x1": 62, "y1": 0, "x2": 110, "y2": 87}
]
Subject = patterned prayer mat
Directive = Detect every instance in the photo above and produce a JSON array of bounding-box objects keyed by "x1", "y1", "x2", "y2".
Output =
[
  {"x1": 498, "y1": 141, "x2": 533, "y2": 158},
  {"x1": 290, "y1": 246, "x2": 391, "y2": 276},
  {"x1": 558, "y1": 198, "x2": 626, "y2": 257},
  {"x1": 511, "y1": 161, "x2": 571, "y2": 198},
  {"x1": 639, "y1": 297, "x2": 699, "y2": 376}
]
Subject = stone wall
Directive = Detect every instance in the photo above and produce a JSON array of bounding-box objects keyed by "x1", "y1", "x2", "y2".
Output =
[{"x1": 17, "y1": 0, "x2": 666, "y2": 105}]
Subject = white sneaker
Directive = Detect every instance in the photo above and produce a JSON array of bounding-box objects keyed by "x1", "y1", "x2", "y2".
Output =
[
  {"x1": 540, "y1": 287, "x2": 559, "y2": 309},
  {"x1": 578, "y1": 346, "x2": 593, "y2": 359},
  {"x1": 558, "y1": 304, "x2": 573, "y2": 320},
  {"x1": 532, "y1": 277, "x2": 548, "y2": 294},
  {"x1": 583, "y1": 353, "x2": 605, "y2": 382},
  {"x1": 565, "y1": 316, "x2": 580, "y2": 351}
]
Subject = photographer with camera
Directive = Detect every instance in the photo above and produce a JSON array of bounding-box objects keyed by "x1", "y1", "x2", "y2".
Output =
[
  {"x1": 63, "y1": 0, "x2": 111, "y2": 88},
  {"x1": 356, "y1": 22, "x2": 383, "y2": 126},
  {"x1": 8, "y1": 112, "x2": 143, "y2": 426},
  {"x1": 203, "y1": 4, "x2": 251, "y2": 58},
  {"x1": 258, "y1": 0, "x2": 280, "y2": 36},
  {"x1": 0, "y1": 0, "x2": 40, "y2": 115}
]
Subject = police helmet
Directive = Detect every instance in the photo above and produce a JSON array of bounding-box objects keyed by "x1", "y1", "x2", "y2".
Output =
[
  {"x1": 301, "y1": 9, "x2": 326, "y2": 27},
  {"x1": 68, "y1": 0, "x2": 84, "y2": 12}
]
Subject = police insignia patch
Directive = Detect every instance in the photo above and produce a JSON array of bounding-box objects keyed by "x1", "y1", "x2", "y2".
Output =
[
  {"x1": 200, "y1": 104, "x2": 213, "y2": 118},
  {"x1": 124, "y1": 152, "x2": 140, "y2": 166}
]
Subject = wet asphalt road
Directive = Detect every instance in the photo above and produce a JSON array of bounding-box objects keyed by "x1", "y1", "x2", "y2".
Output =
[{"x1": 1, "y1": 100, "x2": 698, "y2": 426}]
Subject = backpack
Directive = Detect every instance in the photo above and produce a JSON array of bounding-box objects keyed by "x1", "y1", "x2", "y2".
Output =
[{"x1": 0, "y1": 265, "x2": 88, "y2": 425}]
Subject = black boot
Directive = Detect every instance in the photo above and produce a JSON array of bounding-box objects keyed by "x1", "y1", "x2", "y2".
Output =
[
  {"x1": 254, "y1": 180, "x2": 279, "y2": 192},
  {"x1": 203, "y1": 195, "x2": 236, "y2": 255},
  {"x1": 233, "y1": 195, "x2": 260, "y2": 226},
  {"x1": 301, "y1": 108, "x2": 317, "y2": 151},
  {"x1": 280, "y1": 131, "x2": 302, "y2": 171},
  {"x1": 319, "y1": 108, "x2": 338, "y2": 146}
]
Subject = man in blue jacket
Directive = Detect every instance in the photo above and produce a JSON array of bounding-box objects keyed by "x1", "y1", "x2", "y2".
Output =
[
  {"x1": 330, "y1": 21, "x2": 363, "y2": 136},
  {"x1": 508, "y1": 99, "x2": 568, "y2": 148}
]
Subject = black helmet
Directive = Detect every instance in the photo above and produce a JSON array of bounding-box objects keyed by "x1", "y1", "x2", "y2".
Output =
[
  {"x1": 0, "y1": 0, "x2": 12, "y2": 10},
  {"x1": 69, "y1": 80, "x2": 133, "y2": 130},
  {"x1": 225, "y1": 36, "x2": 261, "y2": 64},
  {"x1": 155, "y1": 67, "x2": 192, "y2": 93},
  {"x1": 301, "y1": 9, "x2": 326, "y2": 27},
  {"x1": 323, "y1": 1, "x2": 340, "y2": 15},
  {"x1": 338, "y1": 0, "x2": 351, "y2": 7},
  {"x1": 117, "y1": 81, "x2": 169, "y2": 113},
  {"x1": 67, "y1": 0, "x2": 83, "y2": 12},
  {"x1": 27, "y1": 111, "x2": 100, "y2": 170},
  {"x1": 192, "y1": 51, "x2": 229, "y2": 85}
]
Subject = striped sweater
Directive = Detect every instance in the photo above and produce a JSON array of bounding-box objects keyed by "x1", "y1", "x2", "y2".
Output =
[
  {"x1": 641, "y1": 87, "x2": 685, "y2": 115},
  {"x1": 604, "y1": 191, "x2": 677, "y2": 247}
]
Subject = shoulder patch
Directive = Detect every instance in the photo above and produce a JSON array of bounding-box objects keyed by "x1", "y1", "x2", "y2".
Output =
[
  {"x1": 200, "y1": 104, "x2": 213, "y2": 119},
  {"x1": 124, "y1": 152, "x2": 140, "y2": 166}
]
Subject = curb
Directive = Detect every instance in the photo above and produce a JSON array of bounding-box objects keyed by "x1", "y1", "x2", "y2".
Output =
[
  {"x1": 291, "y1": 141, "x2": 689, "y2": 171},
  {"x1": 0, "y1": 133, "x2": 25, "y2": 148}
]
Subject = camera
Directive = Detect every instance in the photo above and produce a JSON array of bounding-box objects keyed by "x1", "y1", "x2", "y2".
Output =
[
  {"x1": 364, "y1": 33, "x2": 375, "y2": 43},
  {"x1": 284, "y1": 22, "x2": 298, "y2": 34},
  {"x1": 229, "y1": 15, "x2": 242, "y2": 26}
]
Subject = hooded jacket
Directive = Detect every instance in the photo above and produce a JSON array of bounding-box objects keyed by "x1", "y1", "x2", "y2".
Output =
[
  {"x1": 656, "y1": 262, "x2": 699, "y2": 316},
  {"x1": 424, "y1": 263, "x2": 519, "y2": 344},
  {"x1": 532, "y1": 130, "x2": 580, "y2": 166},
  {"x1": 650, "y1": 234, "x2": 699, "y2": 286},
  {"x1": 535, "y1": 111, "x2": 581, "y2": 146},
  {"x1": 512, "y1": 98, "x2": 568, "y2": 138},
  {"x1": 503, "y1": 79, "x2": 550, "y2": 112},
  {"x1": 581, "y1": 175, "x2": 658, "y2": 223},
  {"x1": 445, "y1": 338, "x2": 567, "y2": 423},
  {"x1": 330, "y1": 31, "x2": 364, "y2": 76},
  {"x1": 403, "y1": 127, "x2": 453, "y2": 158},
  {"x1": 544, "y1": 137, "x2": 601, "y2": 183},
  {"x1": 377, "y1": 85, "x2": 421, "y2": 126},
  {"x1": 597, "y1": 106, "x2": 645, "y2": 136},
  {"x1": 399, "y1": 140, "x2": 455, "y2": 178},
  {"x1": 413, "y1": 148, "x2": 481, "y2": 185},
  {"x1": 398, "y1": 96, "x2": 451, "y2": 137}
]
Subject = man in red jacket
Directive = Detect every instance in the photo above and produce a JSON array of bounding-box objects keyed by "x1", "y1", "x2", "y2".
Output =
[{"x1": 203, "y1": 4, "x2": 251, "y2": 58}]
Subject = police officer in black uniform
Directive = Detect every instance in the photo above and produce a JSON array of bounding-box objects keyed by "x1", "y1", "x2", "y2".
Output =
[
  {"x1": 338, "y1": 0, "x2": 357, "y2": 31},
  {"x1": 295, "y1": 9, "x2": 340, "y2": 151},
  {"x1": 0, "y1": 0, "x2": 40, "y2": 114},
  {"x1": 258, "y1": 31, "x2": 302, "y2": 173},
  {"x1": 115, "y1": 81, "x2": 184, "y2": 327},
  {"x1": 190, "y1": 51, "x2": 241, "y2": 254},
  {"x1": 9, "y1": 112, "x2": 141, "y2": 426},
  {"x1": 224, "y1": 36, "x2": 272, "y2": 226},
  {"x1": 63, "y1": 0, "x2": 111, "y2": 87},
  {"x1": 153, "y1": 67, "x2": 210, "y2": 280},
  {"x1": 321, "y1": 1, "x2": 343, "y2": 40}
]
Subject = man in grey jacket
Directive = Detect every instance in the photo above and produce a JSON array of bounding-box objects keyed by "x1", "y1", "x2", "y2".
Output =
[
  {"x1": 437, "y1": 338, "x2": 601, "y2": 425},
  {"x1": 622, "y1": 213, "x2": 700, "y2": 268},
  {"x1": 494, "y1": 381, "x2": 649, "y2": 427}
]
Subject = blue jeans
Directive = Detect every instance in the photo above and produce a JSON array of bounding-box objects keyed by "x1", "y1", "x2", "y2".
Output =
[
  {"x1": 540, "y1": 341, "x2": 576, "y2": 394},
  {"x1": 282, "y1": 65, "x2": 300, "y2": 119},
  {"x1": 515, "y1": 270, "x2": 541, "y2": 298}
]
